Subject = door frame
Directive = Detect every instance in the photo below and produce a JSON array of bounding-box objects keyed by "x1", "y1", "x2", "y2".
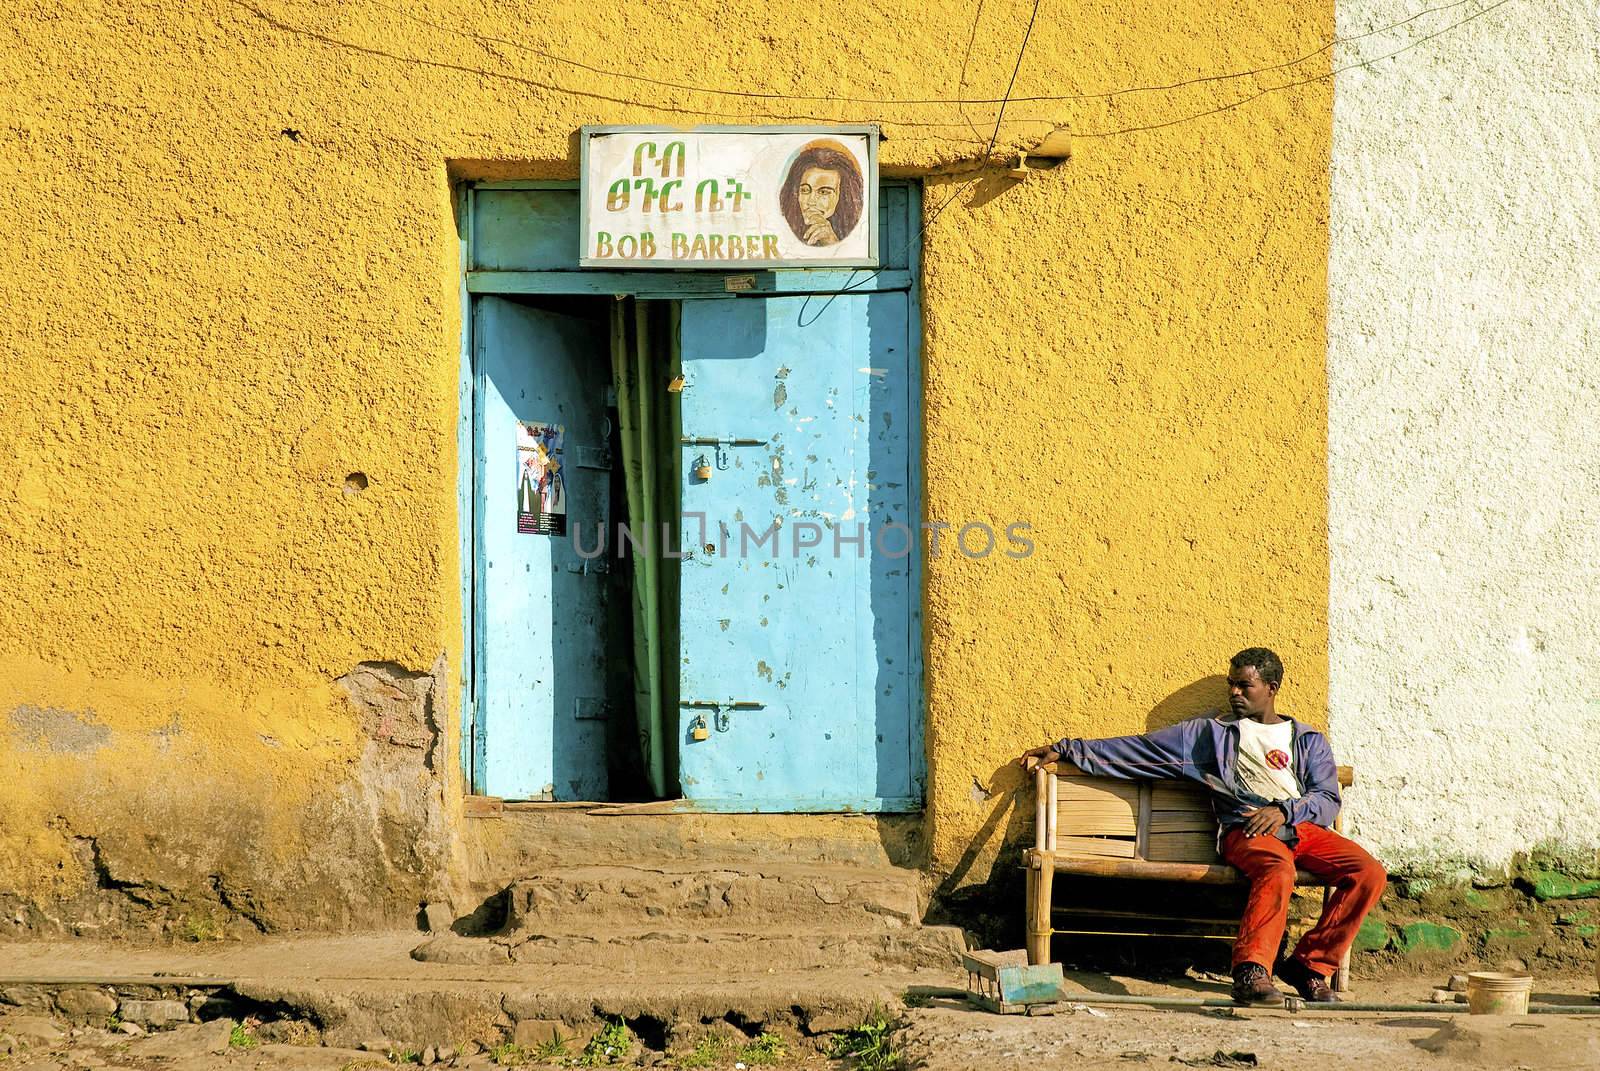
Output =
[{"x1": 456, "y1": 180, "x2": 927, "y2": 807}]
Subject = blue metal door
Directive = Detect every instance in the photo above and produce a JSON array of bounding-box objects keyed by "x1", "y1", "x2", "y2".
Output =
[
  {"x1": 474, "y1": 296, "x2": 614, "y2": 800},
  {"x1": 676, "y1": 292, "x2": 920, "y2": 810}
]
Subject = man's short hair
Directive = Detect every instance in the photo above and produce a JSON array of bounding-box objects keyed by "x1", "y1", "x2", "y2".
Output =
[{"x1": 1230, "y1": 647, "x2": 1284, "y2": 689}]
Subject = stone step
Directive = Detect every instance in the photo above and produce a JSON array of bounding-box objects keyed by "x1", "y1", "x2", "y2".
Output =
[
  {"x1": 456, "y1": 810, "x2": 924, "y2": 898},
  {"x1": 412, "y1": 924, "x2": 968, "y2": 971},
  {"x1": 498, "y1": 863, "x2": 926, "y2": 933}
]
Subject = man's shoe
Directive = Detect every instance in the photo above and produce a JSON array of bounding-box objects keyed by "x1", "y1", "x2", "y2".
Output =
[
  {"x1": 1279, "y1": 957, "x2": 1337, "y2": 1002},
  {"x1": 1230, "y1": 962, "x2": 1282, "y2": 1005}
]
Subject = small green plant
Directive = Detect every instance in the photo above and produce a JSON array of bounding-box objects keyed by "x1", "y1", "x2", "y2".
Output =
[
  {"x1": 228, "y1": 1023, "x2": 259, "y2": 1050},
  {"x1": 575, "y1": 1018, "x2": 631, "y2": 1067},
  {"x1": 390, "y1": 1050, "x2": 421, "y2": 1064},
  {"x1": 677, "y1": 1033, "x2": 732, "y2": 1068},
  {"x1": 489, "y1": 1042, "x2": 528, "y2": 1066},
  {"x1": 176, "y1": 912, "x2": 224, "y2": 943},
  {"x1": 533, "y1": 1034, "x2": 571, "y2": 1062},
  {"x1": 104, "y1": 1012, "x2": 122, "y2": 1031},
  {"x1": 738, "y1": 1033, "x2": 789, "y2": 1066},
  {"x1": 827, "y1": 1010, "x2": 901, "y2": 1071}
]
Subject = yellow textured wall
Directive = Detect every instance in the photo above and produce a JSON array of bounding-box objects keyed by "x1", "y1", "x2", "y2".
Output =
[{"x1": 0, "y1": 0, "x2": 1329, "y2": 927}]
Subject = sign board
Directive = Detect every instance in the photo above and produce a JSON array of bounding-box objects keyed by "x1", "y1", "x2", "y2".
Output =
[{"x1": 580, "y1": 125, "x2": 879, "y2": 269}]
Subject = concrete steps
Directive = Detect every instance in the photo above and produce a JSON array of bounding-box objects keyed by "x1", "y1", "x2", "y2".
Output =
[
  {"x1": 455, "y1": 810, "x2": 924, "y2": 895},
  {"x1": 502, "y1": 862, "x2": 923, "y2": 931},
  {"x1": 417, "y1": 856, "x2": 966, "y2": 973},
  {"x1": 414, "y1": 924, "x2": 967, "y2": 970}
]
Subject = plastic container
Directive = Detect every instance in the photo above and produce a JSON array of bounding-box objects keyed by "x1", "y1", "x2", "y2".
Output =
[{"x1": 1465, "y1": 971, "x2": 1533, "y2": 1015}]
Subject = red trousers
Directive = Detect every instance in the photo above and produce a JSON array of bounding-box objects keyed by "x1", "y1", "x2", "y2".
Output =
[{"x1": 1220, "y1": 822, "x2": 1386, "y2": 978}]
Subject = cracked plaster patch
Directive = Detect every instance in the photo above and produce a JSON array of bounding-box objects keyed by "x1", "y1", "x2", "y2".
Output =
[{"x1": 8, "y1": 705, "x2": 111, "y2": 753}]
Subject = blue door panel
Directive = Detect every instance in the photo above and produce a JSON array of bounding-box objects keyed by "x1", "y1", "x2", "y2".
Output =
[
  {"x1": 677, "y1": 293, "x2": 918, "y2": 808},
  {"x1": 475, "y1": 296, "x2": 612, "y2": 800}
]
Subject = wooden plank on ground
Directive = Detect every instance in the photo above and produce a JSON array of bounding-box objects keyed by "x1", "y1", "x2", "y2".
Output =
[{"x1": 963, "y1": 950, "x2": 1029, "y2": 979}]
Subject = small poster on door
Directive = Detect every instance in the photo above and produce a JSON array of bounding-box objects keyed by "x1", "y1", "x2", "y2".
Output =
[{"x1": 516, "y1": 421, "x2": 566, "y2": 536}]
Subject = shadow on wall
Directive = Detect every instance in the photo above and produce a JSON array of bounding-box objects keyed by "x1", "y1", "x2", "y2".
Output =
[
  {"x1": 927, "y1": 758, "x2": 1031, "y2": 942},
  {"x1": 928, "y1": 675, "x2": 1229, "y2": 949},
  {"x1": 1146, "y1": 675, "x2": 1227, "y2": 731}
]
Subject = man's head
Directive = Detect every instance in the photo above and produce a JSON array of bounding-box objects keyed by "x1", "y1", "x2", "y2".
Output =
[
  {"x1": 798, "y1": 166, "x2": 841, "y2": 226},
  {"x1": 1227, "y1": 647, "x2": 1283, "y2": 720},
  {"x1": 779, "y1": 146, "x2": 864, "y2": 243}
]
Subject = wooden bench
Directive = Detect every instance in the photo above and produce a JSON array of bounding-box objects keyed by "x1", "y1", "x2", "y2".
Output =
[{"x1": 1024, "y1": 763, "x2": 1357, "y2": 992}]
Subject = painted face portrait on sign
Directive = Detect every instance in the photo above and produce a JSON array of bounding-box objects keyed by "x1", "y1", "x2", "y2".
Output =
[{"x1": 779, "y1": 145, "x2": 864, "y2": 247}]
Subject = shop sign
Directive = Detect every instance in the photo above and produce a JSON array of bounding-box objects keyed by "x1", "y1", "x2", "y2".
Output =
[{"x1": 580, "y1": 125, "x2": 878, "y2": 269}]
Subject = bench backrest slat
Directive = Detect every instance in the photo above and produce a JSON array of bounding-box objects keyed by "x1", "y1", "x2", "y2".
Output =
[
  {"x1": 1144, "y1": 830, "x2": 1222, "y2": 863},
  {"x1": 1037, "y1": 763, "x2": 1354, "y2": 859}
]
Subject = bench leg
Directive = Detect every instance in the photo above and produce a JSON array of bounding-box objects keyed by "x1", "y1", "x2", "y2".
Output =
[{"x1": 1026, "y1": 858, "x2": 1054, "y2": 965}]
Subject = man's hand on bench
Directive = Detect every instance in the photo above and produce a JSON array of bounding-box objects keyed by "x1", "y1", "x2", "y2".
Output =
[
  {"x1": 1017, "y1": 744, "x2": 1062, "y2": 772},
  {"x1": 1241, "y1": 805, "x2": 1288, "y2": 838}
]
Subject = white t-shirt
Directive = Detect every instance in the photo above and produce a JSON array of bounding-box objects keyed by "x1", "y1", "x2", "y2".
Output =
[{"x1": 1234, "y1": 718, "x2": 1301, "y2": 802}]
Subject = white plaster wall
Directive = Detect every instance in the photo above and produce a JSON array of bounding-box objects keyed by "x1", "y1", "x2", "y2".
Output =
[{"x1": 1328, "y1": 0, "x2": 1600, "y2": 873}]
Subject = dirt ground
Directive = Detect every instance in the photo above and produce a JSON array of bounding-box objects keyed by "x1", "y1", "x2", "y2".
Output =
[
  {"x1": 2, "y1": 938, "x2": 1597, "y2": 1070},
  {"x1": 901, "y1": 1000, "x2": 1600, "y2": 1071},
  {"x1": 6, "y1": 996, "x2": 1600, "y2": 1071}
]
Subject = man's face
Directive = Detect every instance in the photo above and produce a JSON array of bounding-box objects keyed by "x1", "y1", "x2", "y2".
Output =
[
  {"x1": 1227, "y1": 665, "x2": 1276, "y2": 718},
  {"x1": 798, "y1": 167, "x2": 841, "y2": 224}
]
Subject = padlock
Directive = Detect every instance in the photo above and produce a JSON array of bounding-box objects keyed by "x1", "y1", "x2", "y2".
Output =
[
  {"x1": 693, "y1": 454, "x2": 712, "y2": 481},
  {"x1": 691, "y1": 715, "x2": 710, "y2": 742}
]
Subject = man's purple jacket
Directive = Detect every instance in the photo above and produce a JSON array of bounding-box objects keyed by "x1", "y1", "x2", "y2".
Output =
[{"x1": 1054, "y1": 712, "x2": 1342, "y2": 838}]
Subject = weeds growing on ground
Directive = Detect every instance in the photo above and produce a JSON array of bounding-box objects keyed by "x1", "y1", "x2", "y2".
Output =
[
  {"x1": 676, "y1": 1033, "x2": 732, "y2": 1068},
  {"x1": 177, "y1": 913, "x2": 223, "y2": 943},
  {"x1": 739, "y1": 1033, "x2": 789, "y2": 1066},
  {"x1": 489, "y1": 1041, "x2": 529, "y2": 1066},
  {"x1": 533, "y1": 1034, "x2": 571, "y2": 1062},
  {"x1": 827, "y1": 1009, "x2": 901, "y2": 1071},
  {"x1": 228, "y1": 1023, "x2": 258, "y2": 1050},
  {"x1": 574, "y1": 1019, "x2": 631, "y2": 1067}
]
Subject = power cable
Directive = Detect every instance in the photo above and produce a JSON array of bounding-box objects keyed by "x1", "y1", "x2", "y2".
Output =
[
  {"x1": 797, "y1": 0, "x2": 1043, "y2": 327},
  {"x1": 228, "y1": 0, "x2": 1032, "y2": 128},
  {"x1": 1075, "y1": 0, "x2": 1514, "y2": 138},
  {"x1": 308, "y1": 0, "x2": 1488, "y2": 109},
  {"x1": 955, "y1": 0, "x2": 994, "y2": 144},
  {"x1": 233, "y1": 0, "x2": 1515, "y2": 136}
]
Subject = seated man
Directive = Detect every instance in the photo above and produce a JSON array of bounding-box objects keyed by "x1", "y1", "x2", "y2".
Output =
[{"x1": 1017, "y1": 647, "x2": 1386, "y2": 1004}]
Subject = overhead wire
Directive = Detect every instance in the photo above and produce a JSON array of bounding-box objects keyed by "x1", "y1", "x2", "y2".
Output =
[
  {"x1": 1075, "y1": 0, "x2": 1515, "y2": 137},
  {"x1": 227, "y1": 0, "x2": 1035, "y2": 128},
  {"x1": 234, "y1": 0, "x2": 1519, "y2": 138},
  {"x1": 954, "y1": 0, "x2": 994, "y2": 143},
  {"x1": 305, "y1": 0, "x2": 1488, "y2": 110},
  {"x1": 229, "y1": 0, "x2": 1519, "y2": 300},
  {"x1": 797, "y1": 0, "x2": 1043, "y2": 327}
]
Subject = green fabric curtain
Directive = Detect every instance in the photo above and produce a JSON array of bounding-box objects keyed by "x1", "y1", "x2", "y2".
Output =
[{"x1": 609, "y1": 299, "x2": 681, "y2": 798}]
